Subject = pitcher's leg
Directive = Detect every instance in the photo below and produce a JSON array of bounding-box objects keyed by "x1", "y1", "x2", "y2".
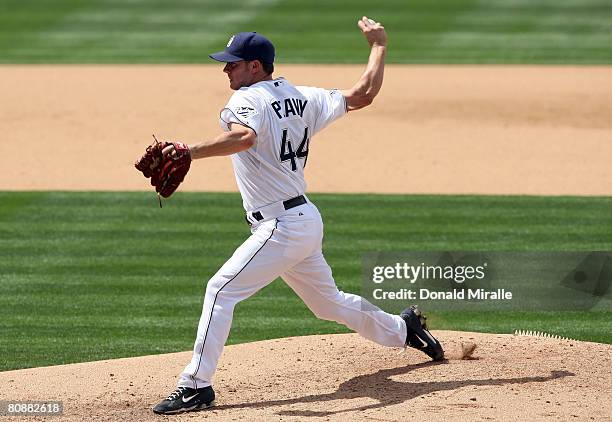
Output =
[
  {"x1": 178, "y1": 220, "x2": 290, "y2": 388},
  {"x1": 282, "y1": 252, "x2": 406, "y2": 348}
]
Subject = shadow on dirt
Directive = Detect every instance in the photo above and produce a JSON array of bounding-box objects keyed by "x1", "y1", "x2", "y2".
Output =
[{"x1": 213, "y1": 362, "x2": 574, "y2": 417}]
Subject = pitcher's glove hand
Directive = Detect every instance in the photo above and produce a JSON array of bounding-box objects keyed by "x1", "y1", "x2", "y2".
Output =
[{"x1": 135, "y1": 136, "x2": 191, "y2": 202}]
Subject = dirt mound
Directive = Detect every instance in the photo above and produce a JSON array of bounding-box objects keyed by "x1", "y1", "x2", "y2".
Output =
[{"x1": 1, "y1": 331, "x2": 610, "y2": 421}]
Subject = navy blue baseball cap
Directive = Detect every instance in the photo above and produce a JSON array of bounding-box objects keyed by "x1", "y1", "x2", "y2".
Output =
[{"x1": 209, "y1": 32, "x2": 275, "y2": 64}]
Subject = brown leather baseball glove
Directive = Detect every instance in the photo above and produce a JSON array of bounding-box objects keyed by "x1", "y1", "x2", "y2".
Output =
[{"x1": 135, "y1": 136, "x2": 191, "y2": 204}]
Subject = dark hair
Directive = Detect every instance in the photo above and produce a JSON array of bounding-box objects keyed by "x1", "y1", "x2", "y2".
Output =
[{"x1": 260, "y1": 60, "x2": 274, "y2": 75}]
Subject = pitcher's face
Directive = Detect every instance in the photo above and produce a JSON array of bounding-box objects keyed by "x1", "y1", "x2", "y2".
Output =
[{"x1": 223, "y1": 61, "x2": 254, "y2": 90}]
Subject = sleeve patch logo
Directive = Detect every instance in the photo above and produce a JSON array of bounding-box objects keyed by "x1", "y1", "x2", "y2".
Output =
[{"x1": 235, "y1": 106, "x2": 257, "y2": 119}]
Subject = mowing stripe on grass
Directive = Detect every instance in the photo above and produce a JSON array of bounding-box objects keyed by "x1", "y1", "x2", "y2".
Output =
[
  {"x1": 0, "y1": 191, "x2": 610, "y2": 371},
  {"x1": 1, "y1": 0, "x2": 611, "y2": 63},
  {"x1": 0, "y1": 0, "x2": 280, "y2": 63}
]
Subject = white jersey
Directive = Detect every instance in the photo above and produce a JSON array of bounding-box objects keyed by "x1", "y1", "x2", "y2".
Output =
[{"x1": 219, "y1": 77, "x2": 346, "y2": 211}]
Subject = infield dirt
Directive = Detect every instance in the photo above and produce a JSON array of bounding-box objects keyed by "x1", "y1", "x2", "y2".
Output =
[
  {"x1": 1, "y1": 65, "x2": 611, "y2": 195},
  {"x1": 1, "y1": 332, "x2": 610, "y2": 421}
]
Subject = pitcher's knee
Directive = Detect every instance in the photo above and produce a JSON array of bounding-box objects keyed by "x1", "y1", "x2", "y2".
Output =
[
  {"x1": 204, "y1": 273, "x2": 259, "y2": 306},
  {"x1": 311, "y1": 306, "x2": 339, "y2": 322},
  {"x1": 204, "y1": 276, "x2": 240, "y2": 305},
  {"x1": 309, "y1": 290, "x2": 355, "y2": 323},
  {"x1": 205, "y1": 276, "x2": 226, "y2": 295}
]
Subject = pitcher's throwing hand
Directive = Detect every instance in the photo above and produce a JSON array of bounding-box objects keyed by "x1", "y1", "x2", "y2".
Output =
[{"x1": 358, "y1": 16, "x2": 387, "y2": 47}]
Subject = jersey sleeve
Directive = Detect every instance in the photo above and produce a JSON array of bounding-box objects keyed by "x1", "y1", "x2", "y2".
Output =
[
  {"x1": 219, "y1": 91, "x2": 264, "y2": 135},
  {"x1": 299, "y1": 86, "x2": 347, "y2": 135}
]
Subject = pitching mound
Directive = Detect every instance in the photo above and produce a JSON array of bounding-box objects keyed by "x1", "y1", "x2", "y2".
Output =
[{"x1": 1, "y1": 331, "x2": 610, "y2": 421}]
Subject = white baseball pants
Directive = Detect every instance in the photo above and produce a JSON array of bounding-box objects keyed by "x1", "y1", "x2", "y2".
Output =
[{"x1": 178, "y1": 200, "x2": 407, "y2": 389}]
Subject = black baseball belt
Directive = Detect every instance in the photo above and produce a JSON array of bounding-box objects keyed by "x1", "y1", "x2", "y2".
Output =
[{"x1": 246, "y1": 195, "x2": 307, "y2": 225}]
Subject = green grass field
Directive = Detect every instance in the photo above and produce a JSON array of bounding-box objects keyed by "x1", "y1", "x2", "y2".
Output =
[
  {"x1": 1, "y1": 192, "x2": 610, "y2": 371},
  {"x1": 1, "y1": 0, "x2": 609, "y2": 378},
  {"x1": 1, "y1": 0, "x2": 611, "y2": 63}
]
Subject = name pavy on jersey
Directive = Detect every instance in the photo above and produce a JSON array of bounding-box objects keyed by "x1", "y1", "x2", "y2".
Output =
[{"x1": 271, "y1": 98, "x2": 308, "y2": 120}]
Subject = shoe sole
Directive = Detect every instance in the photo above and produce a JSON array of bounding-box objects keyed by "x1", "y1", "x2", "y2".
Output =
[{"x1": 152, "y1": 400, "x2": 215, "y2": 415}]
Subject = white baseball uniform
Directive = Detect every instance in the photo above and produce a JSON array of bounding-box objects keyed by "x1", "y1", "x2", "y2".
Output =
[{"x1": 178, "y1": 77, "x2": 407, "y2": 389}]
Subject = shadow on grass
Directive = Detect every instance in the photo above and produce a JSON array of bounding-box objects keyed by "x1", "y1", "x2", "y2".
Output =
[{"x1": 213, "y1": 361, "x2": 574, "y2": 417}]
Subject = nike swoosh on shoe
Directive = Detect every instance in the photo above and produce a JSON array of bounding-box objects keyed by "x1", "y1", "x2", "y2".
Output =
[{"x1": 182, "y1": 394, "x2": 199, "y2": 403}]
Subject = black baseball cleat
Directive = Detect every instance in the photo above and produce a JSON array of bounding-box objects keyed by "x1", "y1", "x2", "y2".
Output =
[
  {"x1": 152, "y1": 386, "x2": 215, "y2": 415},
  {"x1": 400, "y1": 305, "x2": 445, "y2": 361}
]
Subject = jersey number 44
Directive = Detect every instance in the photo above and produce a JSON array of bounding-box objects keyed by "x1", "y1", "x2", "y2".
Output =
[{"x1": 280, "y1": 127, "x2": 310, "y2": 171}]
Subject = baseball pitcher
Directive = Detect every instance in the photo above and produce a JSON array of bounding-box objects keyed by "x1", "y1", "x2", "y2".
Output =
[{"x1": 150, "y1": 17, "x2": 444, "y2": 415}]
